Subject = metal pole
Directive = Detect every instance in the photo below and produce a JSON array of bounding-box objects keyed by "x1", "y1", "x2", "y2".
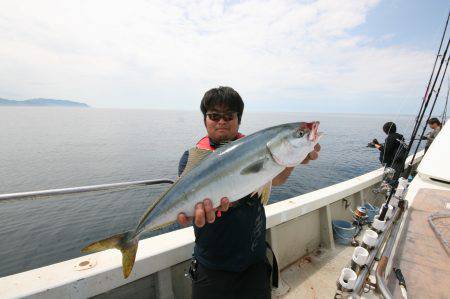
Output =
[{"x1": 0, "y1": 178, "x2": 175, "y2": 202}]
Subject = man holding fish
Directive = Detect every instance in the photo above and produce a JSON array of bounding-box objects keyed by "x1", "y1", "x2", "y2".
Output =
[
  {"x1": 177, "y1": 86, "x2": 321, "y2": 299},
  {"x1": 82, "y1": 86, "x2": 321, "y2": 299}
]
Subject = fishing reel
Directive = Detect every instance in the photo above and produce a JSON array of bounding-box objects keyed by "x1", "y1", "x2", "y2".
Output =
[
  {"x1": 382, "y1": 167, "x2": 396, "y2": 181},
  {"x1": 352, "y1": 206, "x2": 368, "y2": 223},
  {"x1": 366, "y1": 138, "x2": 379, "y2": 148},
  {"x1": 349, "y1": 206, "x2": 369, "y2": 247},
  {"x1": 373, "y1": 168, "x2": 395, "y2": 194},
  {"x1": 372, "y1": 181, "x2": 391, "y2": 195}
]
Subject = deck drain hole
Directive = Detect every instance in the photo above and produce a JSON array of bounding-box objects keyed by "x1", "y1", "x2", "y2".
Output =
[{"x1": 79, "y1": 261, "x2": 89, "y2": 267}]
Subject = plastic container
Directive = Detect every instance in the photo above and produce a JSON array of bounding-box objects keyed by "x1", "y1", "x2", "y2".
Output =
[{"x1": 332, "y1": 220, "x2": 356, "y2": 245}]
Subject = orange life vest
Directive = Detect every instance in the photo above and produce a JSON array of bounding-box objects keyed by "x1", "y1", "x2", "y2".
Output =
[{"x1": 196, "y1": 133, "x2": 245, "y2": 151}]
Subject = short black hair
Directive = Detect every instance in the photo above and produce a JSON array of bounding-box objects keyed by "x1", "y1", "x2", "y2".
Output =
[
  {"x1": 428, "y1": 118, "x2": 441, "y2": 126},
  {"x1": 200, "y1": 87, "x2": 244, "y2": 124},
  {"x1": 383, "y1": 122, "x2": 397, "y2": 134}
]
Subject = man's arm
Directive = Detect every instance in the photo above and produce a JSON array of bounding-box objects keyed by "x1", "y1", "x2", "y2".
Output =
[{"x1": 272, "y1": 167, "x2": 294, "y2": 186}]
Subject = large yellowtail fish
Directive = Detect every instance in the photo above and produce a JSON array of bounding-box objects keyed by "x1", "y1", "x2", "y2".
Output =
[{"x1": 82, "y1": 122, "x2": 321, "y2": 278}]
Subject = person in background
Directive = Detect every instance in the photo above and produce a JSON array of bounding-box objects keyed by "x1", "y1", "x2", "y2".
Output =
[
  {"x1": 374, "y1": 122, "x2": 406, "y2": 183},
  {"x1": 423, "y1": 118, "x2": 442, "y2": 152},
  {"x1": 177, "y1": 86, "x2": 320, "y2": 299}
]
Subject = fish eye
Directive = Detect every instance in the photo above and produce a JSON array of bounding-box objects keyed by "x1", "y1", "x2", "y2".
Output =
[{"x1": 294, "y1": 130, "x2": 306, "y2": 138}]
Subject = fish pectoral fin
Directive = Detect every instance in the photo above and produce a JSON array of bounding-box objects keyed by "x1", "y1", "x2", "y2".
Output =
[
  {"x1": 250, "y1": 182, "x2": 272, "y2": 205},
  {"x1": 81, "y1": 231, "x2": 138, "y2": 279},
  {"x1": 241, "y1": 158, "x2": 266, "y2": 175}
]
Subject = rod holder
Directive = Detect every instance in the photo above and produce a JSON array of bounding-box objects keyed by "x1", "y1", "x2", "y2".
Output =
[
  {"x1": 385, "y1": 205, "x2": 394, "y2": 220},
  {"x1": 338, "y1": 268, "x2": 357, "y2": 291},
  {"x1": 362, "y1": 229, "x2": 378, "y2": 249},
  {"x1": 352, "y1": 246, "x2": 369, "y2": 266},
  {"x1": 372, "y1": 215, "x2": 386, "y2": 232}
]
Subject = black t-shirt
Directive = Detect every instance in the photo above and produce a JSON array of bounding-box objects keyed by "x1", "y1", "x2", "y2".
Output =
[
  {"x1": 178, "y1": 149, "x2": 267, "y2": 272},
  {"x1": 378, "y1": 132, "x2": 405, "y2": 167}
]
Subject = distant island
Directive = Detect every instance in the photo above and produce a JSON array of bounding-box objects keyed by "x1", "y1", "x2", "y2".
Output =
[{"x1": 0, "y1": 98, "x2": 90, "y2": 108}]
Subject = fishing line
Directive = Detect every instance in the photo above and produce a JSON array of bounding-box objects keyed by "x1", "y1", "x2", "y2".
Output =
[
  {"x1": 411, "y1": 12, "x2": 449, "y2": 139},
  {"x1": 440, "y1": 73, "x2": 449, "y2": 124},
  {"x1": 403, "y1": 36, "x2": 450, "y2": 176},
  {"x1": 378, "y1": 46, "x2": 450, "y2": 220},
  {"x1": 377, "y1": 12, "x2": 450, "y2": 168},
  {"x1": 411, "y1": 49, "x2": 450, "y2": 160},
  {"x1": 374, "y1": 14, "x2": 450, "y2": 221}
]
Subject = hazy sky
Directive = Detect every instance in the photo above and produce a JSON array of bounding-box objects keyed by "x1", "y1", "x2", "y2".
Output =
[{"x1": 1, "y1": 0, "x2": 449, "y2": 114}]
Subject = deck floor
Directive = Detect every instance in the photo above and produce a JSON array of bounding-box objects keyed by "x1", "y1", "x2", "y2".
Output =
[
  {"x1": 390, "y1": 188, "x2": 450, "y2": 298},
  {"x1": 274, "y1": 244, "x2": 363, "y2": 298}
]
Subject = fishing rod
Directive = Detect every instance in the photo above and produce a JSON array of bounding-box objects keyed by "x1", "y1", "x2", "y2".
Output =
[
  {"x1": 373, "y1": 12, "x2": 450, "y2": 188},
  {"x1": 378, "y1": 44, "x2": 450, "y2": 222},
  {"x1": 441, "y1": 75, "x2": 449, "y2": 124},
  {"x1": 409, "y1": 50, "x2": 450, "y2": 161},
  {"x1": 402, "y1": 35, "x2": 450, "y2": 179},
  {"x1": 409, "y1": 12, "x2": 450, "y2": 144},
  {"x1": 377, "y1": 16, "x2": 450, "y2": 222}
]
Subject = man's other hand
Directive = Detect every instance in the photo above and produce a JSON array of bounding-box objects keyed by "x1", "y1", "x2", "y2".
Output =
[
  {"x1": 177, "y1": 197, "x2": 230, "y2": 228},
  {"x1": 301, "y1": 143, "x2": 321, "y2": 164}
]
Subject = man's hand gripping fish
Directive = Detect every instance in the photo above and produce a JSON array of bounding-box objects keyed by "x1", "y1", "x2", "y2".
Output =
[{"x1": 81, "y1": 122, "x2": 322, "y2": 278}]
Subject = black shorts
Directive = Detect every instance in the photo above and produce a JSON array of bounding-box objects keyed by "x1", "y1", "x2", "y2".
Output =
[{"x1": 192, "y1": 260, "x2": 271, "y2": 299}]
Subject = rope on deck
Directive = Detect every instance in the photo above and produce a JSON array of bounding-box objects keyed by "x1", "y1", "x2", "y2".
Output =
[{"x1": 428, "y1": 210, "x2": 450, "y2": 255}]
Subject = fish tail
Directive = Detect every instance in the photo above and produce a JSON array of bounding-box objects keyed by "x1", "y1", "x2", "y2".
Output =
[{"x1": 81, "y1": 231, "x2": 138, "y2": 278}]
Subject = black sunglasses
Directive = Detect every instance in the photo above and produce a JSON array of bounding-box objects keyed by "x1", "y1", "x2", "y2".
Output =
[{"x1": 206, "y1": 112, "x2": 237, "y2": 122}]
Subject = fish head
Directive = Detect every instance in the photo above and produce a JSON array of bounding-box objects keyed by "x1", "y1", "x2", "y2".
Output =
[{"x1": 267, "y1": 121, "x2": 321, "y2": 167}]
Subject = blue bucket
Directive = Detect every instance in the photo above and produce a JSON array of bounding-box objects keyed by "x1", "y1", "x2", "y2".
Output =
[
  {"x1": 363, "y1": 203, "x2": 380, "y2": 222},
  {"x1": 332, "y1": 220, "x2": 356, "y2": 245}
]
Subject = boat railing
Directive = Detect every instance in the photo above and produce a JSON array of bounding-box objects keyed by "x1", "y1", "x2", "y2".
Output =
[
  {"x1": 0, "y1": 151, "x2": 425, "y2": 299},
  {"x1": 0, "y1": 179, "x2": 175, "y2": 202}
]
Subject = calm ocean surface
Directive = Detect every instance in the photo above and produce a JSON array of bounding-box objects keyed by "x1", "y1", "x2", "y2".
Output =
[{"x1": 0, "y1": 107, "x2": 420, "y2": 277}]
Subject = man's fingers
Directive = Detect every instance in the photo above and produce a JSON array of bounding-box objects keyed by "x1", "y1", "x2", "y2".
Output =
[
  {"x1": 218, "y1": 197, "x2": 230, "y2": 212},
  {"x1": 203, "y1": 198, "x2": 216, "y2": 224},
  {"x1": 301, "y1": 157, "x2": 310, "y2": 164},
  {"x1": 177, "y1": 213, "x2": 190, "y2": 227},
  {"x1": 314, "y1": 143, "x2": 321, "y2": 152},
  {"x1": 194, "y1": 202, "x2": 206, "y2": 228},
  {"x1": 309, "y1": 150, "x2": 319, "y2": 160}
]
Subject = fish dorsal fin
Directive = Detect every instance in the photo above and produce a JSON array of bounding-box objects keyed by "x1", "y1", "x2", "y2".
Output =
[
  {"x1": 180, "y1": 148, "x2": 212, "y2": 177},
  {"x1": 251, "y1": 181, "x2": 272, "y2": 206}
]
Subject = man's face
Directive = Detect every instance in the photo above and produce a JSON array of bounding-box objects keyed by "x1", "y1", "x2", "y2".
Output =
[
  {"x1": 205, "y1": 105, "x2": 239, "y2": 142},
  {"x1": 430, "y1": 123, "x2": 438, "y2": 130}
]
